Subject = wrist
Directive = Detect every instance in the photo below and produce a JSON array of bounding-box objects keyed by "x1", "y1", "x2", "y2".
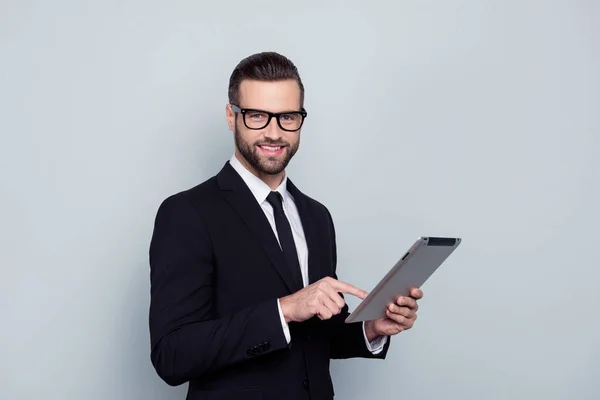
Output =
[
  {"x1": 279, "y1": 296, "x2": 293, "y2": 324},
  {"x1": 364, "y1": 320, "x2": 380, "y2": 342}
]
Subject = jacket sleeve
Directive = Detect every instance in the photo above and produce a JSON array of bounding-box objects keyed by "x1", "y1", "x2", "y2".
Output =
[
  {"x1": 148, "y1": 194, "x2": 289, "y2": 386},
  {"x1": 323, "y1": 208, "x2": 391, "y2": 360}
]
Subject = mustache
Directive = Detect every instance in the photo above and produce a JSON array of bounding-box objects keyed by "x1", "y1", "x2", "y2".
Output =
[{"x1": 256, "y1": 140, "x2": 288, "y2": 146}]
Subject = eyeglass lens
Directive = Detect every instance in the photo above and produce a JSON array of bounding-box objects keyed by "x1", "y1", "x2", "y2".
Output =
[{"x1": 244, "y1": 111, "x2": 303, "y2": 131}]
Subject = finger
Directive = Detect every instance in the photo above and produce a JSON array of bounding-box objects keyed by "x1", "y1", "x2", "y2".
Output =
[
  {"x1": 323, "y1": 285, "x2": 346, "y2": 309},
  {"x1": 410, "y1": 288, "x2": 423, "y2": 299},
  {"x1": 387, "y1": 303, "x2": 415, "y2": 319},
  {"x1": 326, "y1": 278, "x2": 368, "y2": 299},
  {"x1": 316, "y1": 302, "x2": 334, "y2": 320},
  {"x1": 317, "y1": 309, "x2": 332, "y2": 320},
  {"x1": 321, "y1": 295, "x2": 342, "y2": 317},
  {"x1": 385, "y1": 309, "x2": 407, "y2": 325},
  {"x1": 396, "y1": 296, "x2": 418, "y2": 310}
]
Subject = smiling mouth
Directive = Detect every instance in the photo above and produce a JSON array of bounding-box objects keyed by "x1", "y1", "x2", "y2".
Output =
[
  {"x1": 257, "y1": 144, "x2": 286, "y2": 154},
  {"x1": 259, "y1": 144, "x2": 284, "y2": 150}
]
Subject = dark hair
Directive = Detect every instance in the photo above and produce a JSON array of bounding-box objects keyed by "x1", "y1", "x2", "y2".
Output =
[{"x1": 228, "y1": 52, "x2": 305, "y2": 108}]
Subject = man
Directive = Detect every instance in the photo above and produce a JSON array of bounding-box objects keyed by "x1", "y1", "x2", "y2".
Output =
[{"x1": 148, "y1": 52, "x2": 423, "y2": 400}]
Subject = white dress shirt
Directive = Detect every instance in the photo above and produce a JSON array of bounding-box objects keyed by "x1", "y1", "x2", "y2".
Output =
[{"x1": 229, "y1": 155, "x2": 387, "y2": 354}]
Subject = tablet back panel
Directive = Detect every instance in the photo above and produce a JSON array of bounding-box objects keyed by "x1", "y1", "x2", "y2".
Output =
[{"x1": 345, "y1": 237, "x2": 461, "y2": 323}]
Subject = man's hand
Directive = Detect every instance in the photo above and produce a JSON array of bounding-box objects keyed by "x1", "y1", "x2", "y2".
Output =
[
  {"x1": 279, "y1": 277, "x2": 368, "y2": 323},
  {"x1": 364, "y1": 288, "x2": 423, "y2": 341}
]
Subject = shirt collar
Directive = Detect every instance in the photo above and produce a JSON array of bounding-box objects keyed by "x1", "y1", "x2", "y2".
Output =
[{"x1": 229, "y1": 154, "x2": 290, "y2": 205}]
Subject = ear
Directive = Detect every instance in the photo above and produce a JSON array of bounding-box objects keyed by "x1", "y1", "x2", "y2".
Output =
[{"x1": 225, "y1": 104, "x2": 235, "y2": 132}]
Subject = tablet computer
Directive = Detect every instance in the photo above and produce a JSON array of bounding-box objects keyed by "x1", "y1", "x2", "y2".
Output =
[{"x1": 345, "y1": 236, "x2": 461, "y2": 323}]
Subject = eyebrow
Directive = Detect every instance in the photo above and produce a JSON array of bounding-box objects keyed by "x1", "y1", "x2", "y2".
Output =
[{"x1": 239, "y1": 106, "x2": 303, "y2": 113}]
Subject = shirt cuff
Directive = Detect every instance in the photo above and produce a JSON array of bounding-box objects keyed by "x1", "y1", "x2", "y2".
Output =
[
  {"x1": 277, "y1": 298, "x2": 291, "y2": 344},
  {"x1": 362, "y1": 321, "x2": 387, "y2": 354}
]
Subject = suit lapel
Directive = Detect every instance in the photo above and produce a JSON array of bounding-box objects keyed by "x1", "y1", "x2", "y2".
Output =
[
  {"x1": 217, "y1": 162, "x2": 301, "y2": 293},
  {"x1": 287, "y1": 180, "x2": 323, "y2": 285}
]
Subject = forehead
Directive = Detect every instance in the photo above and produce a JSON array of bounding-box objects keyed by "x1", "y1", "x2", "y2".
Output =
[{"x1": 238, "y1": 79, "x2": 301, "y2": 112}]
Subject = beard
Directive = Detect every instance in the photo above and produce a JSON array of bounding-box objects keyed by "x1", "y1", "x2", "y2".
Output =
[{"x1": 234, "y1": 119, "x2": 299, "y2": 175}]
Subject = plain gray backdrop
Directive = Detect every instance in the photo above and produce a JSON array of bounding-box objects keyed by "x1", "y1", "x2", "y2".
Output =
[{"x1": 1, "y1": 1, "x2": 598, "y2": 399}]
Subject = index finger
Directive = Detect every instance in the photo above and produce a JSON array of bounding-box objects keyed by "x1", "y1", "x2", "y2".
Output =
[{"x1": 328, "y1": 279, "x2": 368, "y2": 299}]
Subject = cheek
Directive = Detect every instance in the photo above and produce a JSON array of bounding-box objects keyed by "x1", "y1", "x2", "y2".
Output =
[
  {"x1": 284, "y1": 133, "x2": 299, "y2": 145},
  {"x1": 236, "y1": 127, "x2": 261, "y2": 146},
  {"x1": 290, "y1": 136, "x2": 300, "y2": 149}
]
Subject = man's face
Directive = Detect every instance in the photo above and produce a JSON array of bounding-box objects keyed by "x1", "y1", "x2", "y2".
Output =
[{"x1": 227, "y1": 79, "x2": 302, "y2": 177}]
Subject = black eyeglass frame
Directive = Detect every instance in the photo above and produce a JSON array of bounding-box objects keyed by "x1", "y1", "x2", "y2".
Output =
[{"x1": 230, "y1": 104, "x2": 307, "y2": 132}]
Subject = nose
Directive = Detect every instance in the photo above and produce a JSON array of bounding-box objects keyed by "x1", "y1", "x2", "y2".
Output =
[{"x1": 263, "y1": 116, "x2": 283, "y2": 139}]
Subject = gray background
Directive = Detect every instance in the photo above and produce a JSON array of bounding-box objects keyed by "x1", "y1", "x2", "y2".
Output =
[{"x1": 1, "y1": 1, "x2": 598, "y2": 399}]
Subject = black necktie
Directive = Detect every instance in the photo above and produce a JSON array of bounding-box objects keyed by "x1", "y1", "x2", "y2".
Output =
[{"x1": 266, "y1": 191, "x2": 303, "y2": 289}]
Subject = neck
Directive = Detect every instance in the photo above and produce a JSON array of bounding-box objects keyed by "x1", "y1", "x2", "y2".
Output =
[{"x1": 234, "y1": 151, "x2": 284, "y2": 190}]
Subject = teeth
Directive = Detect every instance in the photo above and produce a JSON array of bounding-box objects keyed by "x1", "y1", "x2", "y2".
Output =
[{"x1": 261, "y1": 146, "x2": 281, "y2": 151}]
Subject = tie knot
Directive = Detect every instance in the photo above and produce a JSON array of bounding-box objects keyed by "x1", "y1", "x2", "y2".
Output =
[{"x1": 266, "y1": 191, "x2": 284, "y2": 211}]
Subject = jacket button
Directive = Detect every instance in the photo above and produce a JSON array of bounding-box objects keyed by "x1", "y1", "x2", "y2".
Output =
[
  {"x1": 303, "y1": 378, "x2": 309, "y2": 390},
  {"x1": 247, "y1": 346, "x2": 257, "y2": 356}
]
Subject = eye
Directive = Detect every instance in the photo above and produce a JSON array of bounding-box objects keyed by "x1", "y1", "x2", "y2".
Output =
[
  {"x1": 248, "y1": 112, "x2": 267, "y2": 120},
  {"x1": 281, "y1": 113, "x2": 298, "y2": 122}
]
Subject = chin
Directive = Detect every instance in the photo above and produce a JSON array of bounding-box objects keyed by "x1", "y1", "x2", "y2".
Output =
[
  {"x1": 256, "y1": 159, "x2": 285, "y2": 175},
  {"x1": 259, "y1": 164, "x2": 285, "y2": 176}
]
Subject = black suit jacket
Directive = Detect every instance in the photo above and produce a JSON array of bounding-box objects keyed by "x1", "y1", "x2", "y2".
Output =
[{"x1": 149, "y1": 161, "x2": 390, "y2": 400}]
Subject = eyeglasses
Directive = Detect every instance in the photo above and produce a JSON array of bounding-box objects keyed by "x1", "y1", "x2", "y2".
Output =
[{"x1": 230, "y1": 104, "x2": 307, "y2": 132}]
